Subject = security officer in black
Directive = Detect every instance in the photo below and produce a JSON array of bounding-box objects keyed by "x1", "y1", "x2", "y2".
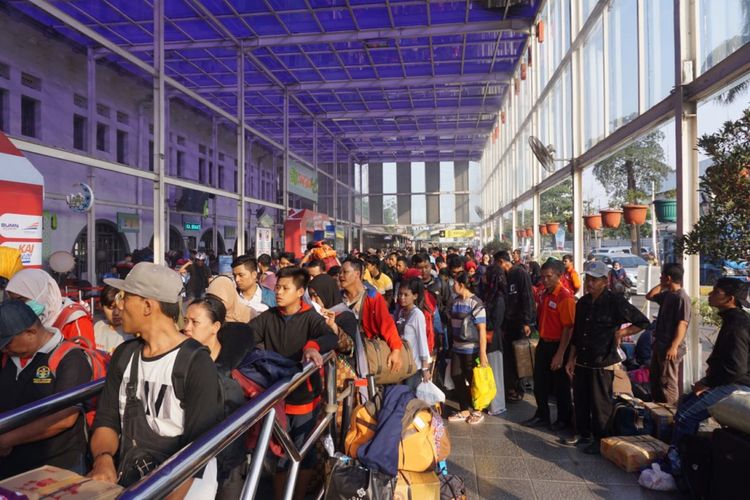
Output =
[
  {"x1": 0, "y1": 300, "x2": 92, "y2": 478},
  {"x1": 564, "y1": 262, "x2": 649, "y2": 454}
]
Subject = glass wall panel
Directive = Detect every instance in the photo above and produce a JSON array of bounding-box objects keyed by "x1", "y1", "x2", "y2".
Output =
[
  {"x1": 644, "y1": 0, "x2": 675, "y2": 107},
  {"x1": 412, "y1": 162, "x2": 426, "y2": 225},
  {"x1": 699, "y1": 0, "x2": 750, "y2": 74},
  {"x1": 583, "y1": 16, "x2": 605, "y2": 149},
  {"x1": 608, "y1": 0, "x2": 638, "y2": 129},
  {"x1": 550, "y1": 0, "x2": 570, "y2": 70},
  {"x1": 440, "y1": 162, "x2": 455, "y2": 224},
  {"x1": 582, "y1": 0, "x2": 599, "y2": 25}
]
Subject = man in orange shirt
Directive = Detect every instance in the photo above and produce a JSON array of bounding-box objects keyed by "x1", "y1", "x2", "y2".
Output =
[
  {"x1": 561, "y1": 254, "x2": 581, "y2": 295},
  {"x1": 524, "y1": 259, "x2": 575, "y2": 431}
]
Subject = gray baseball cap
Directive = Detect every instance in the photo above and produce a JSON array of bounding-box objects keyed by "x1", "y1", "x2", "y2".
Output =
[
  {"x1": 583, "y1": 261, "x2": 609, "y2": 279},
  {"x1": 0, "y1": 300, "x2": 38, "y2": 350},
  {"x1": 104, "y1": 262, "x2": 183, "y2": 303}
]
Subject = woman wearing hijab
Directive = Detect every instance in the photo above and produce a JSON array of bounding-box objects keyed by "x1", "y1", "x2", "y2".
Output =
[
  {"x1": 206, "y1": 275, "x2": 255, "y2": 323},
  {"x1": 608, "y1": 260, "x2": 631, "y2": 296},
  {"x1": 6, "y1": 269, "x2": 95, "y2": 344}
]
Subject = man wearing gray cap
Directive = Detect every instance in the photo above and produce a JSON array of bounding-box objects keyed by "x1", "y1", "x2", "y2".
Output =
[
  {"x1": 0, "y1": 300, "x2": 92, "y2": 479},
  {"x1": 563, "y1": 261, "x2": 649, "y2": 454},
  {"x1": 88, "y1": 262, "x2": 222, "y2": 498}
]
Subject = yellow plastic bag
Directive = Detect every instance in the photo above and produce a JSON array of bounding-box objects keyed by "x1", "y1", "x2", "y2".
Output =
[{"x1": 471, "y1": 364, "x2": 497, "y2": 411}]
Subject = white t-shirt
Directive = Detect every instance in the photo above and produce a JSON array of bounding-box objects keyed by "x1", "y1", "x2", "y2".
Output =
[
  {"x1": 238, "y1": 284, "x2": 269, "y2": 314},
  {"x1": 93, "y1": 321, "x2": 133, "y2": 354}
]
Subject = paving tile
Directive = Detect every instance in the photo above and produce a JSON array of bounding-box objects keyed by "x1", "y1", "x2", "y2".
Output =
[
  {"x1": 587, "y1": 484, "x2": 683, "y2": 500},
  {"x1": 516, "y1": 436, "x2": 576, "y2": 461},
  {"x1": 470, "y1": 436, "x2": 523, "y2": 457},
  {"x1": 524, "y1": 458, "x2": 584, "y2": 482},
  {"x1": 450, "y1": 436, "x2": 474, "y2": 456},
  {"x1": 447, "y1": 453, "x2": 476, "y2": 477},
  {"x1": 470, "y1": 423, "x2": 516, "y2": 442},
  {"x1": 446, "y1": 421, "x2": 472, "y2": 437},
  {"x1": 575, "y1": 459, "x2": 639, "y2": 486},
  {"x1": 477, "y1": 477, "x2": 536, "y2": 500},
  {"x1": 532, "y1": 480, "x2": 597, "y2": 500},
  {"x1": 474, "y1": 454, "x2": 529, "y2": 479},
  {"x1": 510, "y1": 424, "x2": 562, "y2": 443}
]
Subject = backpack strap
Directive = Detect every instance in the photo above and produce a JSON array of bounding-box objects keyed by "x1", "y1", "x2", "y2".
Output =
[
  {"x1": 172, "y1": 339, "x2": 210, "y2": 405},
  {"x1": 52, "y1": 302, "x2": 91, "y2": 330},
  {"x1": 48, "y1": 340, "x2": 79, "y2": 377}
]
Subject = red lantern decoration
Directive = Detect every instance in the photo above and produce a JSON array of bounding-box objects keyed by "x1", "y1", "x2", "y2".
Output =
[
  {"x1": 520, "y1": 62, "x2": 527, "y2": 81},
  {"x1": 537, "y1": 20, "x2": 545, "y2": 43},
  {"x1": 501, "y1": 111, "x2": 506, "y2": 124},
  {"x1": 514, "y1": 78, "x2": 520, "y2": 96}
]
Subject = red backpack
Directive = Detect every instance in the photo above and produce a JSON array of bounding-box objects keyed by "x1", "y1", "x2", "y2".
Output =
[
  {"x1": 1, "y1": 336, "x2": 110, "y2": 427},
  {"x1": 422, "y1": 290, "x2": 437, "y2": 353}
]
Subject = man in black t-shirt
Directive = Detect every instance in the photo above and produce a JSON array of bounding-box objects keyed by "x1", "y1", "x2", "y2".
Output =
[
  {"x1": 90, "y1": 262, "x2": 222, "y2": 498},
  {"x1": 0, "y1": 300, "x2": 92, "y2": 479},
  {"x1": 645, "y1": 263, "x2": 692, "y2": 404}
]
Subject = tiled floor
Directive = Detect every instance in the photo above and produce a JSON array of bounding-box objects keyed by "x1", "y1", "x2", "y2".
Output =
[{"x1": 444, "y1": 397, "x2": 685, "y2": 500}]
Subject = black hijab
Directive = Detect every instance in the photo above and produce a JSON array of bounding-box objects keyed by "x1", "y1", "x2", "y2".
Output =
[{"x1": 308, "y1": 274, "x2": 342, "y2": 308}]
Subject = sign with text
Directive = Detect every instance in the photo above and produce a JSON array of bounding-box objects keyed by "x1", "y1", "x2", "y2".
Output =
[
  {"x1": 445, "y1": 229, "x2": 476, "y2": 239},
  {"x1": 256, "y1": 227, "x2": 272, "y2": 258},
  {"x1": 288, "y1": 161, "x2": 318, "y2": 202},
  {"x1": 184, "y1": 222, "x2": 201, "y2": 231}
]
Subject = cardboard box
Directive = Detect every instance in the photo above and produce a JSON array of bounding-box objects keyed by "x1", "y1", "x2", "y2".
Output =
[
  {"x1": 394, "y1": 470, "x2": 440, "y2": 500},
  {"x1": 513, "y1": 339, "x2": 537, "y2": 379},
  {"x1": 0, "y1": 465, "x2": 122, "y2": 500},
  {"x1": 600, "y1": 435, "x2": 669, "y2": 473},
  {"x1": 644, "y1": 402, "x2": 676, "y2": 443}
]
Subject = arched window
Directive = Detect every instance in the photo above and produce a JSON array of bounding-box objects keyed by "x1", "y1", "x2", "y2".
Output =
[{"x1": 72, "y1": 220, "x2": 130, "y2": 283}]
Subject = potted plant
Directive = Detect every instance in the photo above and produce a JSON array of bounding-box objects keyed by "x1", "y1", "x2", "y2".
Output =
[
  {"x1": 654, "y1": 191, "x2": 677, "y2": 223},
  {"x1": 525, "y1": 227, "x2": 533, "y2": 238},
  {"x1": 546, "y1": 221, "x2": 560, "y2": 234},
  {"x1": 539, "y1": 224, "x2": 549, "y2": 235},
  {"x1": 583, "y1": 214, "x2": 602, "y2": 230},
  {"x1": 622, "y1": 203, "x2": 649, "y2": 225},
  {"x1": 600, "y1": 208, "x2": 623, "y2": 228}
]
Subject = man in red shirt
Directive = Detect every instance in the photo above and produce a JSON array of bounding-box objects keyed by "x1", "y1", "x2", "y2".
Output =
[
  {"x1": 339, "y1": 258, "x2": 403, "y2": 374},
  {"x1": 561, "y1": 254, "x2": 582, "y2": 295},
  {"x1": 524, "y1": 259, "x2": 575, "y2": 431}
]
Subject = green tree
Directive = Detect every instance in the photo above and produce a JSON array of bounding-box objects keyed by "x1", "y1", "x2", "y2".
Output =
[
  {"x1": 540, "y1": 179, "x2": 573, "y2": 221},
  {"x1": 592, "y1": 129, "x2": 670, "y2": 205},
  {"x1": 677, "y1": 108, "x2": 750, "y2": 260}
]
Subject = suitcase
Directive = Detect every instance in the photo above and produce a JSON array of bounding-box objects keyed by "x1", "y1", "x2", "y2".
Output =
[
  {"x1": 600, "y1": 435, "x2": 669, "y2": 472},
  {"x1": 513, "y1": 338, "x2": 537, "y2": 379},
  {"x1": 680, "y1": 433, "x2": 713, "y2": 500},
  {"x1": 643, "y1": 402, "x2": 676, "y2": 443},
  {"x1": 710, "y1": 428, "x2": 750, "y2": 499}
]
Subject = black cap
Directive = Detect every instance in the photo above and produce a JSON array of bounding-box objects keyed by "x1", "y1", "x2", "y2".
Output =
[
  {"x1": 715, "y1": 278, "x2": 750, "y2": 308},
  {"x1": 0, "y1": 300, "x2": 38, "y2": 350}
]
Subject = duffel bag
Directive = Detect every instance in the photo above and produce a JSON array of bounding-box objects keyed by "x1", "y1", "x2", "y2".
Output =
[
  {"x1": 398, "y1": 409, "x2": 439, "y2": 472},
  {"x1": 345, "y1": 402, "x2": 378, "y2": 459},
  {"x1": 324, "y1": 456, "x2": 395, "y2": 500},
  {"x1": 364, "y1": 336, "x2": 417, "y2": 385}
]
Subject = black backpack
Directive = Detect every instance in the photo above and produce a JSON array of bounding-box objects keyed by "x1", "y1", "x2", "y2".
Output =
[{"x1": 607, "y1": 396, "x2": 648, "y2": 436}]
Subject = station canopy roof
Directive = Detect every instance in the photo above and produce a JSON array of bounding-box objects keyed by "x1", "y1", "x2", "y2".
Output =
[{"x1": 11, "y1": 0, "x2": 541, "y2": 164}]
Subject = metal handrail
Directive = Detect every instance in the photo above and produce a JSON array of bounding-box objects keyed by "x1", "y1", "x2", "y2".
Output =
[
  {"x1": 0, "y1": 378, "x2": 105, "y2": 434},
  {"x1": 119, "y1": 351, "x2": 338, "y2": 500}
]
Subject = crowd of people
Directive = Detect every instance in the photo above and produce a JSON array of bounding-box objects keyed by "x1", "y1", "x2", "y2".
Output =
[{"x1": 0, "y1": 240, "x2": 748, "y2": 497}]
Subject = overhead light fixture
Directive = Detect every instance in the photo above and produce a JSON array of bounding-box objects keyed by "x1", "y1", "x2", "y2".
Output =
[{"x1": 332, "y1": 118, "x2": 352, "y2": 122}]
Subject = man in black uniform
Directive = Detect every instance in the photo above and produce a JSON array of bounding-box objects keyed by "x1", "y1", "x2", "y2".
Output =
[
  {"x1": 497, "y1": 250, "x2": 535, "y2": 400},
  {"x1": 564, "y1": 261, "x2": 649, "y2": 454},
  {"x1": 0, "y1": 300, "x2": 92, "y2": 479}
]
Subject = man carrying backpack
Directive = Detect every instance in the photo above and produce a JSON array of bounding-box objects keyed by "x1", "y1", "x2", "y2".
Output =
[
  {"x1": 248, "y1": 266, "x2": 338, "y2": 500},
  {"x1": 90, "y1": 262, "x2": 222, "y2": 498},
  {"x1": 0, "y1": 300, "x2": 92, "y2": 479}
]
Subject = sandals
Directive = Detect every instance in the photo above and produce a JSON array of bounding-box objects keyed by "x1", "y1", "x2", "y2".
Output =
[
  {"x1": 467, "y1": 412, "x2": 485, "y2": 425},
  {"x1": 507, "y1": 391, "x2": 523, "y2": 402},
  {"x1": 448, "y1": 411, "x2": 470, "y2": 423}
]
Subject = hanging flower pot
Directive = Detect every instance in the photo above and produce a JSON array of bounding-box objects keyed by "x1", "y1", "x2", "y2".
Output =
[
  {"x1": 583, "y1": 214, "x2": 602, "y2": 231},
  {"x1": 539, "y1": 224, "x2": 548, "y2": 235},
  {"x1": 545, "y1": 222, "x2": 560, "y2": 234},
  {"x1": 653, "y1": 199, "x2": 677, "y2": 223},
  {"x1": 525, "y1": 227, "x2": 533, "y2": 238},
  {"x1": 600, "y1": 208, "x2": 623, "y2": 229},
  {"x1": 566, "y1": 219, "x2": 574, "y2": 233},
  {"x1": 622, "y1": 204, "x2": 649, "y2": 225},
  {"x1": 516, "y1": 229, "x2": 524, "y2": 239}
]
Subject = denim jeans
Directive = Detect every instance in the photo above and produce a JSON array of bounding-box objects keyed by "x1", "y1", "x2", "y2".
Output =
[{"x1": 668, "y1": 383, "x2": 750, "y2": 471}]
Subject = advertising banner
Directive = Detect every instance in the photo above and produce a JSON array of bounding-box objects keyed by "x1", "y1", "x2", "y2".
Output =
[
  {"x1": 256, "y1": 227, "x2": 272, "y2": 258},
  {"x1": 288, "y1": 160, "x2": 318, "y2": 202},
  {"x1": 117, "y1": 212, "x2": 140, "y2": 233},
  {"x1": 0, "y1": 133, "x2": 44, "y2": 268}
]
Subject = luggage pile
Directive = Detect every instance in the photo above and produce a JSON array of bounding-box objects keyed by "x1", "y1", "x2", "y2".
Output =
[{"x1": 325, "y1": 382, "x2": 466, "y2": 500}]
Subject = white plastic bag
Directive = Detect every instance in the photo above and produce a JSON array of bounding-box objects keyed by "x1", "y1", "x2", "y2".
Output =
[
  {"x1": 638, "y1": 463, "x2": 677, "y2": 491},
  {"x1": 416, "y1": 381, "x2": 446, "y2": 405},
  {"x1": 443, "y1": 359, "x2": 455, "y2": 391}
]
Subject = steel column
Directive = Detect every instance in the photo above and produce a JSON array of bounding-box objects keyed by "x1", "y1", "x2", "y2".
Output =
[
  {"x1": 511, "y1": 205, "x2": 518, "y2": 250},
  {"x1": 212, "y1": 117, "x2": 219, "y2": 253},
  {"x1": 283, "y1": 90, "x2": 289, "y2": 217},
  {"x1": 86, "y1": 47, "x2": 96, "y2": 283},
  {"x1": 333, "y1": 142, "x2": 338, "y2": 221},
  {"x1": 313, "y1": 120, "x2": 318, "y2": 212},
  {"x1": 237, "y1": 48, "x2": 246, "y2": 254},
  {"x1": 674, "y1": 0, "x2": 701, "y2": 388},
  {"x1": 152, "y1": 0, "x2": 166, "y2": 265}
]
